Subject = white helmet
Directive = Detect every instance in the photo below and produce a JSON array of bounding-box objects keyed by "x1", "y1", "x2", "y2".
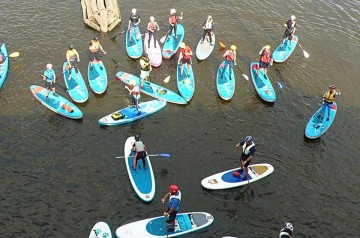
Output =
[
  {"x1": 46, "y1": 63, "x2": 52, "y2": 69},
  {"x1": 284, "y1": 222, "x2": 293, "y2": 231},
  {"x1": 150, "y1": 16, "x2": 155, "y2": 22},
  {"x1": 170, "y1": 9, "x2": 176, "y2": 14},
  {"x1": 132, "y1": 8, "x2": 137, "y2": 14},
  {"x1": 290, "y1": 15, "x2": 296, "y2": 20}
]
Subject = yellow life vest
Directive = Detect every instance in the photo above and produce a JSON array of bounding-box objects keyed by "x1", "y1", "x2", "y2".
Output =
[
  {"x1": 66, "y1": 49, "x2": 78, "y2": 60},
  {"x1": 324, "y1": 90, "x2": 336, "y2": 103},
  {"x1": 89, "y1": 40, "x2": 100, "y2": 52}
]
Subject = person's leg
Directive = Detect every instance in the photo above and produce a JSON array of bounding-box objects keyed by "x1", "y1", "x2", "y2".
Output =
[
  {"x1": 180, "y1": 63, "x2": 185, "y2": 76},
  {"x1": 221, "y1": 61, "x2": 229, "y2": 78},
  {"x1": 153, "y1": 31, "x2": 157, "y2": 48},
  {"x1": 148, "y1": 32, "x2": 152, "y2": 47},
  {"x1": 318, "y1": 104, "x2": 326, "y2": 118},
  {"x1": 174, "y1": 24, "x2": 178, "y2": 38},
  {"x1": 133, "y1": 153, "x2": 138, "y2": 170},
  {"x1": 187, "y1": 63, "x2": 192, "y2": 76},
  {"x1": 209, "y1": 31, "x2": 213, "y2": 45},
  {"x1": 326, "y1": 103, "x2": 331, "y2": 120},
  {"x1": 229, "y1": 61, "x2": 233, "y2": 79},
  {"x1": 202, "y1": 31, "x2": 207, "y2": 42}
]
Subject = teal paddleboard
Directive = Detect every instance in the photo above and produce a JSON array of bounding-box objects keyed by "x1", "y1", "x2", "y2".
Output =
[
  {"x1": 63, "y1": 62, "x2": 88, "y2": 103},
  {"x1": 176, "y1": 63, "x2": 195, "y2": 102},
  {"x1": 249, "y1": 62, "x2": 276, "y2": 102},
  {"x1": 162, "y1": 24, "x2": 185, "y2": 59},
  {"x1": 87, "y1": 60, "x2": 107, "y2": 94},
  {"x1": 126, "y1": 27, "x2": 143, "y2": 59},
  {"x1": 305, "y1": 102, "x2": 337, "y2": 139},
  {"x1": 0, "y1": 44, "x2": 9, "y2": 88},
  {"x1": 216, "y1": 60, "x2": 235, "y2": 100},
  {"x1": 273, "y1": 35, "x2": 298, "y2": 63}
]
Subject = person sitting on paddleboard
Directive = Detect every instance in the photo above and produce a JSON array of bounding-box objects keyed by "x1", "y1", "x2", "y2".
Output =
[
  {"x1": 128, "y1": 8, "x2": 141, "y2": 43},
  {"x1": 235, "y1": 136, "x2": 256, "y2": 179},
  {"x1": 88, "y1": 37, "x2": 106, "y2": 69},
  {"x1": 161, "y1": 185, "x2": 181, "y2": 232},
  {"x1": 201, "y1": 15, "x2": 214, "y2": 45},
  {"x1": 165, "y1": 9, "x2": 183, "y2": 42},
  {"x1": 282, "y1": 15, "x2": 296, "y2": 45},
  {"x1": 66, "y1": 45, "x2": 80, "y2": 79},
  {"x1": 279, "y1": 222, "x2": 294, "y2": 238},
  {"x1": 178, "y1": 42, "x2": 193, "y2": 77},
  {"x1": 147, "y1": 16, "x2": 160, "y2": 48},
  {"x1": 42, "y1": 63, "x2": 57, "y2": 101},
  {"x1": 317, "y1": 85, "x2": 341, "y2": 121},
  {"x1": 257, "y1": 45, "x2": 273, "y2": 78},
  {"x1": 132, "y1": 134, "x2": 147, "y2": 170},
  {"x1": 125, "y1": 79, "x2": 141, "y2": 114},
  {"x1": 221, "y1": 45, "x2": 237, "y2": 80},
  {"x1": 139, "y1": 53, "x2": 152, "y2": 85}
]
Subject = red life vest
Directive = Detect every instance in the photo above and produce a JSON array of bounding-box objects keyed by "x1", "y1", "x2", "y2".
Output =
[
  {"x1": 181, "y1": 46, "x2": 192, "y2": 60},
  {"x1": 226, "y1": 50, "x2": 235, "y2": 61},
  {"x1": 260, "y1": 50, "x2": 271, "y2": 63},
  {"x1": 170, "y1": 14, "x2": 177, "y2": 24}
]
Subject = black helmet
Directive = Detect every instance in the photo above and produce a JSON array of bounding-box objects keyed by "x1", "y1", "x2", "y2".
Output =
[
  {"x1": 69, "y1": 44, "x2": 74, "y2": 49},
  {"x1": 94, "y1": 36, "x2": 99, "y2": 40},
  {"x1": 135, "y1": 134, "x2": 140, "y2": 141}
]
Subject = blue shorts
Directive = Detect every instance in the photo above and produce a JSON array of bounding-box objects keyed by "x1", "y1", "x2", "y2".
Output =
[{"x1": 259, "y1": 61, "x2": 269, "y2": 69}]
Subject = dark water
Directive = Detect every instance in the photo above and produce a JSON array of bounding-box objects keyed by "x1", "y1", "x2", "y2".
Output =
[{"x1": 1, "y1": 0, "x2": 359, "y2": 237}]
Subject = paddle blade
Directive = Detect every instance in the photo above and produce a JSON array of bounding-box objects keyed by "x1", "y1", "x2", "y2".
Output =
[
  {"x1": 219, "y1": 41, "x2": 226, "y2": 49},
  {"x1": 303, "y1": 50, "x2": 310, "y2": 58},
  {"x1": 160, "y1": 35, "x2": 166, "y2": 44},
  {"x1": 136, "y1": 34, "x2": 141, "y2": 40},
  {"x1": 242, "y1": 74, "x2": 249, "y2": 81},
  {"x1": 158, "y1": 153, "x2": 171, "y2": 157},
  {"x1": 9, "y1": 52, "x2": 20, "y2": 57},
  {"x1": 163, "y1": 75, "x2": 170, "y2": 83}
]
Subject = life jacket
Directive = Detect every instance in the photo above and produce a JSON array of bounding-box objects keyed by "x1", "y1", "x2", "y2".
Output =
[
  {"x1": 44, "y1": 69, "x2": 55, "y2": 82},
  {"x1": 260, "y1": 50, "x2": 271, "y2": 63},
  {"x1": 140, "y1": 57, "x2": 150, "y2": 71},
  {"x1": 226, "y1": 50, "x2": 235, "y2": 61},
  {"x1": 129, "y1": 14, "x2": 140, "y2": 23},
  {"x1": 286, "y1": 20, "x2": 296, "y2": 33},
  {"x1": 148, "y1": 22, "x2": 157, "y2": 31},
  {"x1": 66, "y1": 49, "x2": 78, "y2": 60},
  {"x1": 170, "y1": 14, "x2": 177, "y2": 24},
  {"x1": 169, "y1": 190, "x2": 181, "y2": 211},
  {"x1": 205, "y1": 19, "x2": 213, "y2": 30},
  {"x1": 134, "y1": 141, "x2": 145, "y2": 152},
  {"x1": 242, "y1": 142, "x2": 256, "y2": 155},
  {"x1": 181, "y1": 46, "x2": 192, "y2": 60},
  {"x1": 89, "y1": 40, "x2": 100, "y2": 52},
  {"x1": 324, "y1": 90, "x2": 336, "y2": 103}
]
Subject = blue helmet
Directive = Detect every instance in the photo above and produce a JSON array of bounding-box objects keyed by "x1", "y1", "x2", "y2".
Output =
[{"x1": 244, "y1": 136, "x2": 253, "y2": 142}]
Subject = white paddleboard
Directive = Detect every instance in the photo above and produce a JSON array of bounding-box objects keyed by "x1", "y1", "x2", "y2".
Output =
[
  {"x1": 201, "y1": 163, "x2": 274, "y2": 190},
  {"x1": 89, "y1": 221, "x2": 112, "y2": 238}
]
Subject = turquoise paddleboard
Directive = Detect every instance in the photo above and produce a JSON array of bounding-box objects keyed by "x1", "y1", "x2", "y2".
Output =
[
  {"x1": 126, "y1": 27, "x2": 143, "y2": 59},
  {"x1": 87, "y1": 60, "x2": 107, "y2": 94},
  {"x1": 124, "y1": 136, "x2": 155, "y2": 202},
  {"x1": 0, "y1": 44, "x2": 9, "y2": 88},
  {"x1": 116, "y1": 71, "x2": 187, "y2": 105},
  {"x1": 195, "y1": 33, "x2": 215, "y2": 60},
  {"x1": 305, "y1": 102, "x2": 338, "y2": 139},
  {"x1": 30, "y1": 85, "x2": 83, "y2": 119},
  {"x1": 273, "y1": 35, "x2": 298, "y2": 62},
  {"x1": 162, "y1": 24, "x2": 185, "y2": 59},
  {"x1": 176, "y1": 63, "x2": 195, "y2": 102},
  {"x1": 89, "y1": 221, "x2": 112, "y2": 238},
  {"x1": 249, "y1": 62, "x2": 276, "y2": 102},
  {"x1": 98, "y1": 100, "x2": 166, "y2": 126},
  {"x1": 116, "y1": 212, "x2": 214, "y2": 238},
  {"x1": 216, "y1": 60, "x2": 235, "y2": 100},
  {"x1": 62, "y1": 62, "x2": 88, "y2": 103}
]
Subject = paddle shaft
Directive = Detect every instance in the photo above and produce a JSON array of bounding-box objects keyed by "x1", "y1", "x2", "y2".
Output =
[
  {"x1": 104, "y1": 53, "x2": 118, "y2": 64},
  {"x1": 110, "y1": 30, "x2": 126, "y2": 40},
  {"x1": 115, "y1": 153, "x2": 170, "y2": 159},
  {"x1": 163, "y1": 202, "x2": 169, "y2": 238},
  {"x1": 235, "y1": 64, "x2": 249, "y2": 80},
  {"x1": 41, "y1": 73, "x2": 68, "y2": 93}
]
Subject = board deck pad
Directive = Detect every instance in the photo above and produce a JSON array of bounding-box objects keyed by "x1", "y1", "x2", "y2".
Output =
[
  {"x1": 249, "y1": 62, "x2": 276, "y2": 102},
  {"x1": 195, "y1": 33, "x2": 215, "y2": 60},
  {"x1": 126, "y1": 27, "x2": 143, "y2": 59},
  {"x1": 162, "y1": 24, "x2": 185, "y2": 59},
  {"x1": 176, "y1": 64, "x2": 195, "y2": 102},
  {"x1": 305, "y1": 102, "x2": 337, "y2": 139},
  {"x1": 88, "y1": 60, "x2": 107, "y2": 94},
  {"x1": 216, "y1": 61, "x2": 235, "y2": 100},
  {"x1": 273, "y1": 35, "x2": 298, "y2": 62}
]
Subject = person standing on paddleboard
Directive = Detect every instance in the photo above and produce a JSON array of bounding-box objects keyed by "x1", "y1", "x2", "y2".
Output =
[
  {"x1": 88, "y1": 37, "x2": 106, "y2": 69},
  {"x1": 221, "y1": 45, "x2": 237, "y2": 80},
  {"x1": 201, "y1": 15, "x2": 214, "y2": 45},
  {"x1": 257, "y1": 45, "x2": 273, "y2": 78},
  {"x1": 147, "y1": 16, "x2": 160, "y2": 48},
  {"x1": 235, "y1": 136, "x2": 256, "y2": 179},
  {"x1": 282, "y1": 15, "x2": 297, "y2": 46},
  {"x1": 128, "y1": 8, "x2": 141, "y2": 43},
  {"x1": 178, "y1": 42, "x2": 193, "y2": 77},
  {"x1": 165, "y1": 9, "x2": 183, "y2": 42},
  {"x1": 161, "y1": 185, "x2": 181, "y2": 232},
  {"x1": 42, "y1": 63, "x2": 57, "y2": 101},
  {"x1": 65, "y1": 45, "x2": 80, "y2": 80},
  {"x1": 132, "y1": 134, "x2": 148, "y2": 170},
  {"x1": 125, "y1": 79, "x2": 141, "y2": 114},
  {"x1": 279, "y1": 222, "x2": 294, "y2": 238},
  {"x1": 139, "y1": 53, "x2": 152, "y2": 85},
  {"x1": 317, "y1": 85, "x2": 341, "y2": 121}
]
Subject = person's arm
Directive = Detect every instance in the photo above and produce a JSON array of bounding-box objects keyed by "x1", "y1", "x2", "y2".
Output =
[
  {"x1": 42, "y1": 73, "x2": 46, "y2": 81},
  {"x1": 169, "y1": 17, "x2": 172, "y2": 25},
  {"x1": 128, "y1": 18, "x2": 131, "y2": 29},
  {"x1": 178, "y1": 52, "x2": 183, "y2": 64},
  {"x1": 136, "y1": 17, "x2": 141, "y2": 26},
  {"x1": 259, "y1": 47, "x2": 265, "y2": 55},
  {"x1": 66, "y1": 51, "x2": 71, "y2": 66},
  {"x1": 53, "y1": 71, "x2": 56, "y2": 83},
  {"x1": 178, "y1": 12, "x2": 183, "y2": 20},
  {"x1": 223, "y1": 50, "x2": 228, "y2": 58},
  {"x1": 75, "y1": 50, "x2": 80, "y2": 62},
  {"x1": 161, "y1": 192, "x2": 171, "y2": 203},
  {"x1": 335, "y1": 90, "x2": 341, "y2": 96},
  {"x1": 147, "y1": 22, "x2": 151, "y2": 31},
  {"x1": 99, "y1": 44, "x2": 106, "y2": 54},
  {"x1": 233, "y1": 51, "x2": 237, "y2": 65},
  {"x1": 156, "y1": 22, "x2": 160, "y2": 31}
]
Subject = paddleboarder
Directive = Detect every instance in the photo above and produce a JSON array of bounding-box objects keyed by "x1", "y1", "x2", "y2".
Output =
[
  {"x1": 125, "y1": 79, "x2": 141, "y2": 114},
  {"x1": 128, "y1": 8, "x2": 141, "y2": 43},
  {"x1": 139, "y1": 53, "x2": 152, "y2": 85},
  {"x1": 279, "y1": 222, "x2": 294, "y2": 238},
  {"x1": 165, "y1": 9, "x2": 183, "y2": 42},
  {"x1": 42, "y1": 63, "x2": 57, "y2": 101},
  {"x1": 282, "y1": 15, "x2": 297, "y2": 46},
  {"x1": 201, "y1": 15, "x2": 214, "y2": 45},
  {"x1": 221, "y1": 45, "x2": 237, "y2": 80},
  {"x1": 132, "y1": 134, "x2": 148, "y2": 170},
  {"x1": 147, "y1": 16, "x2": 160, "y2": 48},
  {"x1": 317, "y1": 85, "x2": 341, "y2": 121},
  {"x1": 161, "y1": 185, "x2": 181, "y2": 232},
  {"x1": 178, "y1": 42, "x2": 193, "y2": 77},
  {"x1": 65, "y1": 45, "x2": 80, "y2": 79},
  {"x1": 257, "y1": 45, "x2": 273, "y2": 78},
  {"x1": 88, "y1": 37, "x2": 106, "y2": 68},
  {"x1": 235, "y1": 136, "x2": 256, "y2": 179}
]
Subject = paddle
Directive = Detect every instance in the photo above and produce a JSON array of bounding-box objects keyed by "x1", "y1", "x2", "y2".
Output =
[
  {"x1": 298, "y1": 43, "x2": 310, "y2": 58},
  {"x1": 160, "y1": 30, "x2": 170, "y2": 44},
  {"x1": 9, "y1": 52, "x2": 20, "y2": 57},
  {"x1": 115, "y1": 153, "x2": 171, "y2": 159},
  {"x1": 163, "y1": 202, "x2": 169, "y2": 238},
  {"x1": 163, "y1": 67, "x2": 177, "y2": 83},
  {"x1": 104, "y1": 53, "x2": 118, "y2": 64},
  {"x1": 40, "y1": 72, "x2": 68, "y2": 93},
  {"x1": 235, "y1": 64, "x2": 249, "y2": 80},
  {"x1": 246, "y1": 174, "x2": 254, "y2": 196},
  {"x1": 110, "y1": 30, "x2": 126, "y2": 41}
]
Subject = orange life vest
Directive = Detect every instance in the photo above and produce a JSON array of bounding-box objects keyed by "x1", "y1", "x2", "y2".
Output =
[
  {"x1": 260, "y1": 50, "x2": 271, "y2": 63},
  {"x1": 226, "y1": 50, "x2": 235, "y2": 61},
  {"x1": 170, "y1": 14, "x2": 177, "y2": 24},
  {"x1": 89, "y1": 40, "x2": 100, "y2": 52},
  {"x1": 181, "y1": 46, "x2": 192, "y2": 60},
  {"x1": 324, "y1": 90, "x2": 336, "y2": 103}
]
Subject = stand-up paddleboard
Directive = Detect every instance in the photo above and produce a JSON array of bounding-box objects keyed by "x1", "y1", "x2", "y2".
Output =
[
  {"x1": 162, "y1": 24, "x2": 185, "y2": 59},
  {"x1": 305, "y1": 102, "x2": 337, "y2": 139},
  {"x1": 116, "y1": 71, "x2": 187, "y2": 105},
  {"x1": 63, "y1": 62, "x2": 89, "y2": 103},
  {"x1": 115, "y1": 212, "x2": 214, "y2": 238},
  {"x1": 216, "y1": 61, "x2": 235, "y2": 100},
  {"x1": 0, "y1": 44, "x2": 9, "y2": 88},
  {"x1": 126, "y1": 27, "x2": 143, "y2": 59},
  {"x1": 249, "y1": 62, "x2": 276, "y2": 103},
  {"x1": 89, "y1": 221, "x2": 112, "y2": 238},
  {"x1": 30, "y1": 85, "x2": 83, "y2": 119},
  {"x1": 201, "y1": 163, "x2": 274, "y2": 190},
  {"x1": 124, "y1": 136, "x2": 155, "y2": 202},
  {"x1": 273, "y1": 35, "x2": 298, "y2": 63},
  {"x1": 144, "y1": 33, "x2": 162, "y2": 67},
  {"x1": 195, "y1": 33, "x2": 215, "y2": 60},
  {"x1": 176, "y1": 63, "x2": 195, "y2": 101},
  {"x1": 87, "y1": 60, "x2": 107, "y2": 94},
  {"x1": 98, "y1": 100, "x2": 166, "y2": 126}
]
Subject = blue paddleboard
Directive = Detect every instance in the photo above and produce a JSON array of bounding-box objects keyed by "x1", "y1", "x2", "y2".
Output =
[
  {"x1": 87, "y1": 60, "x2": 107, "y2": 94},
  {"x1": 126, "y1": 27, "x2": 143, "y2": 59},
  {"x1": 0, "y1": 44, "x2": 9, "y2": 88},
  {"x1": 216, "y1": 60, "x2": 235, "y2": 100},
  {"x1": 249, "y1": 62, "x2": 276, "y2": 102},
  {"x1": 162, "y1": 24, "x2": 185, "y2": 59},
  {"x1": 116, "y1": 71, "x2": 187, "y2": 105},
  {"x1": 62, "y1": 62, "x2": 88, "y2": 103},
  {"x1": 305, "y1": 102, "x2": 337, "y2": 139},
  {"x1": 98, "y1": 100, "x2": 166, "y2": 126},
  {"x1": 30, "y1": 85, "x2": 83, "y2": 119},
  {"x1": 272, "y1": 35, "x2": 298, "y2": 63},
  {"x1": 176, "y1": 63, "x2": 195, "y2": 101}
]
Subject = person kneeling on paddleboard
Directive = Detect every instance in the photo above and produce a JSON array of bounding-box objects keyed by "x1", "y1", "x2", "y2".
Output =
[
  {"x1": 201, "y1": 15, "x2": 214, "y2": 45},
  {"x1": 282, "y1": 15, "x2": 296, "y2": 46},
  {"x1": 161, "y1": 185, "x2": 181, "y2": 232},
  {"x1": 279, "y1": 222, "x2": 294, "y2": 238},
  {"x1": 221, "y1": 45, "x2": 237, "y2": 80},
  {"x1": 235, "y1": 136, "x2": 256, "y2": 179},
  {"x1": 165, "y1": 9, "x2": 183, "y2": 42},
  {"x1": 132, "y1": 134, "x2": 147, "y2": 170},
  {"x1": 317, "y1": 85, "x2": 341, "y2": 121},
  {"x1": 257, "y1": 45, "x2": 273, "y2": 79},
  {"x1": 178, "y1": 42, "x2": 193, "y2": 77}
]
